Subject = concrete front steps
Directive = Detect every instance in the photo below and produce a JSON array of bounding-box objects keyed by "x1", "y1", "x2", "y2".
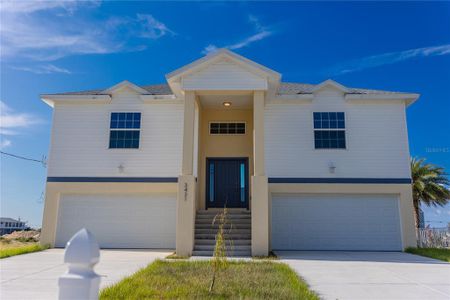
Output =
[{"x1": 192, "y1": 210, "x2": 251, "y2": 257}]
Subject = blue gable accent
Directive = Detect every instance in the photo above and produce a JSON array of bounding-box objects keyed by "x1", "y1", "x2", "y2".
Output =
[
  {"x1": 268, "y1": 178, "x2": 412, "y2": 184},
  {"x1": 47, "y1": 177, "x2": 178, "y2": 183}
]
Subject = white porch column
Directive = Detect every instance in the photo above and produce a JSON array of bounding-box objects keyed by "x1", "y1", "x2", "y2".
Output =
[
  {"x1": 176, "y1": 91, "x2": 196, "y2": 256},
  {"x1": 253, "y1": 91, "x2": 265, "y2": 176},
  {"x1": 181, "y1": 91, "x2": 196, "y2": 176},
  {"x1": 251, "y1": 90, "x2": 269, "y2": 256}
]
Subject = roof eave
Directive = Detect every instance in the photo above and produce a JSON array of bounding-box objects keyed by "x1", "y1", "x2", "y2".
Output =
[
  {"x1": 345, "y1": 93, "x2": 420, "y2": 106},
  {"x1": 40, "y1": 94, "x2": 112, "y2": 107}
]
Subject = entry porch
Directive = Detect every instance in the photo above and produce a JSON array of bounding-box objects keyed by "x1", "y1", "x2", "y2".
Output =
[{"x1": 175, "y1": 90, "x2": 269, "y2": 257}]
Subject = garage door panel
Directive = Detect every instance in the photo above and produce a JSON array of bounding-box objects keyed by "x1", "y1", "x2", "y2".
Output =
[
  {"x1": 55, "y1": 194, "x2": 176, "y2": 248},
  {"x1": 271, "y1": 194, "x2": 402, "y2": 251}
]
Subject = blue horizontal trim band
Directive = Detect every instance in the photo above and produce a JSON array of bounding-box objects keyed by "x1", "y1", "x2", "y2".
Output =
[
  {"x1": 47, "y1": 177, "x2": 178, "y2": 183},
  {"x1": 268, "y1": 178, "x2": 412, "y2": 184}
]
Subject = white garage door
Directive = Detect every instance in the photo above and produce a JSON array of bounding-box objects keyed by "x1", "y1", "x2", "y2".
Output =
[
  {"x1": 55, "y1": 194, "x2": 176, "y2": 248},
  {"x1": 272, "y1": 194, "x2": 402, "y2": 251}
]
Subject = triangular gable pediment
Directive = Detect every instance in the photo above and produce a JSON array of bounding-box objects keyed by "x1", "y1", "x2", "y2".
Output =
[
  {"x1": 102, "y1": 80, "x2": 148, "y2": 95},
  {"x1": 166, "y1": 49, "x2": 280, "y2": 94},
  {"x1": 312, "y1": 79, "x2": 350, "y2": 94},
  {"x1": 181, "y1": 57, "x2": 269, "y2": 90}
]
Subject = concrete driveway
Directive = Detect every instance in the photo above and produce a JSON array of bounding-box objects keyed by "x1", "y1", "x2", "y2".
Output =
[
  {"x1": 277, "y1": 251, "x2": 450, "y2": 300},
  {"x1": 0, "y1": 248, "x2": 171, "y2": 300}
]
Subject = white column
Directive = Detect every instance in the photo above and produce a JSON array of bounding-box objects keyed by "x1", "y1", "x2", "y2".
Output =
[
  {"x1": 181, "y1": 91, "x2": 196, "y2": 175},
  {"x1": 176, "y1": 91, "x2": 197, "y2": 256},
  {"x1": 251, "y1": 90, "x2": 269, "y2": 256},
  {"x1": 253, "y1": 91, "x2": 266, "y2": 176}
]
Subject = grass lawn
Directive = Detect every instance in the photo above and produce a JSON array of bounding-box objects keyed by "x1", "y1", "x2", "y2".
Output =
[
  {"x1": 0, "y1": 240, "x2": 48, "y2": 259},
  {"x1": 100, "y1": 260, "x2": 318, "y2": 300},
  {"x1": 405, "y1": 247, "x2": 450, "y2": 262}
]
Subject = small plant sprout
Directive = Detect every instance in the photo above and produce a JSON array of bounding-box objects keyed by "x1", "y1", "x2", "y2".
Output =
[{"x1": 209, "y1": 207, "x2": 233, "y2": 293}]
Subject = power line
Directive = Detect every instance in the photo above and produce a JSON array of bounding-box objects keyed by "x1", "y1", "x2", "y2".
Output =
[{"x1": 0, "y1": 151, "x2": 47, "y2": 167}]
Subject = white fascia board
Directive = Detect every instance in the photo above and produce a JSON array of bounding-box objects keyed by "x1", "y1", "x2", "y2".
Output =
[
  {"x1": 41, "y1": 94, "x2": 111, "y2": 107},
  {"x1": 345, "y1": 93, "x2": 420, "y2": 106}
]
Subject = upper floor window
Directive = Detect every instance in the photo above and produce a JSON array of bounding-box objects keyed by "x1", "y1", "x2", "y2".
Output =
[
  {"x1": 313, "y1": 112, "x2": 346, "y2": 149},
  {"x1": 210, "y1": 122, "x2": 246, "y2": 135},
  {"x1": 109, "y1": 112, "x2": 141, "y2": 149}
]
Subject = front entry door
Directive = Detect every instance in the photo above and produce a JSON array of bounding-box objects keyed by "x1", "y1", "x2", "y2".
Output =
[{"x1": 206, "y1": 158, "x2": 249, "y2": 209}]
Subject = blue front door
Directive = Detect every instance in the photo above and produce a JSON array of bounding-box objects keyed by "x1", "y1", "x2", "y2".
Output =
[{"x1": 206, "y1": 158, "x2": 249, "y2": 209}]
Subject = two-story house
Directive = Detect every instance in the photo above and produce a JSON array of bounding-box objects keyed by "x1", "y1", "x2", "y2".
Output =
[
  {"x1": 0, "y1": 217, "x2": 27, "y2": 235},
  {"x1": 40, "y1": 49, "x2": 418, "y2": 256}
]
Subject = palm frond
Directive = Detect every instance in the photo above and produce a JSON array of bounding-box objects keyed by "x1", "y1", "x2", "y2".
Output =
[{"x1": 411, "y1": 157, "x2": 450, "y2": 209}]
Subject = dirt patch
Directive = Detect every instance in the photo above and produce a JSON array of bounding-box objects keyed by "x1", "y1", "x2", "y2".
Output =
[{"x1": 2, "y1": 230, "x2": 40, "y2": 242}]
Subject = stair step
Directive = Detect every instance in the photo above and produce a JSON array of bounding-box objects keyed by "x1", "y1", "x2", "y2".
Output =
[
  {"x1": 195, "y1": 223, "x2": 251, "y2": 229},
  {"x1": 197, "y1": 210, "x2": 251, "y2": 216},
  {"x1": 194, "y1": 245, "x2": 251, "y2": 251},
  {"x1": 195, "y1": 219, "x2": 251, "y2": 225},
  {"x1": 194, "y1": 239, "x2": 251, "y2": 246},
  {"x1": 195, "y1": 217, "x2": 251, "y2": 220},
  {"x1": 192, "y1": 250, "x2": 251, "y2": 257},
  {"x1": 195, "y1": 228, "x2": 251, "y2": 234},
  {"x1": 196, "y1": 214, "x2": 252, "y2": 220},
  {"x1": 195, "y1": 233, "x2": 251, "y2": 239},
  {"x1": 194, "y1": 210, "x2": 252, "y2": 256}
]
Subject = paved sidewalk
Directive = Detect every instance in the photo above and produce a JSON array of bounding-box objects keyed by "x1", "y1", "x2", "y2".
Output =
[
  {"x1": 0, "y1": 248, "x2": 171, "y2": 300},
  {"x1": 277, "y1": 251, "x2": 450, "y2": 300}
]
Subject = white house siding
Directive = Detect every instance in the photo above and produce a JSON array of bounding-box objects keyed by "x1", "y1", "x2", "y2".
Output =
[
  {"x1": 181, "y1": 59, "x2": 267, "y2": 90},
  {"x1": 47, "y1": 88, "x2": 183, "y2": 177},
  {"x1": 265, "y1": 89, "x2": 411, "y2": 178}
]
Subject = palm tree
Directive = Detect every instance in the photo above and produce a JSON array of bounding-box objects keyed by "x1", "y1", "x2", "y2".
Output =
[{"x1": 411, "y1": 157, "x2": 450, "y2": 228}]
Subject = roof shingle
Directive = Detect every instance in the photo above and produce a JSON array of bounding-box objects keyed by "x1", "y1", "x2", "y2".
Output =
[{"x1": 54, "y1": 82, "x2": 406, "y2": 96}]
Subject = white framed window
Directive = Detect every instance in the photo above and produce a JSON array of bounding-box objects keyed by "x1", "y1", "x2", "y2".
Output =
[
  {"x1": 313, "y1": 112, "x2": 346, "y2": 149},
  {"x1": 109, "y1": 112, "x2": 141, "y2": 149}
]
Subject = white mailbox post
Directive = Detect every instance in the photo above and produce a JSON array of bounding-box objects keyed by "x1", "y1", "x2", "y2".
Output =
[{"x1": 59, "y1": 228, "x2": 101, "y2": 300}]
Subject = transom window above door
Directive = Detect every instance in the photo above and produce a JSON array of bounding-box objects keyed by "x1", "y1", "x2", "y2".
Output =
[
  {"x1": 109, "y1": 112, "x2": 141, "y2": 149},
  {"x1": 210, "y1": 122, "x2": 246, "y2": 135},
  {"x1": 313, "y1": 112, "x2": 346, "y2": 149}
]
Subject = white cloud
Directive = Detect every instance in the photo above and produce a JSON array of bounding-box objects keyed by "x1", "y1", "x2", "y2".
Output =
[
  {"x1": 136, "y1": 14, "x2": 175, "y2": 39},
  {"x1": 1, "y1": 1, "x2": 173, "y2": 61},
  {"x1": 202, "y1": 15, "x2": 273, "y2": 54},
  {"x1": 0, "y1": 0, "x2": 98, "y2": 14},
  {"x1": 0, "y1": 101, "x2": 42, "y2": 149},
  {"x1": 0, "y1": 138, "x2": 12, "y2": 150},
  {"x1": 329, "y1": 44, "x2": 450, "y2": 75},
  {"x1": 203, "y1": 44, "x2": 218, "y2": 54},
  {"x1": 11, "y1": 64, "x2": 72, "y2": 74}
]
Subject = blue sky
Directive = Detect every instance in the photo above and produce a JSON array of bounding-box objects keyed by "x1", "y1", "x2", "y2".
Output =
[{"x1": 1, "y1": 1, "x2": 449, "y2": 228}]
